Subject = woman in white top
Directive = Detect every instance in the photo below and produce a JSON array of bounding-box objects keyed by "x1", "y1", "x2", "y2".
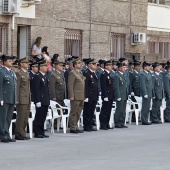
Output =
[{"x1": 31, "y1": 37, "x2": 43, "y2": 59}]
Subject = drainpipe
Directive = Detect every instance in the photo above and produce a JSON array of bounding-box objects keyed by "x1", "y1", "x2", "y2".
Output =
[
  {"x1": 89, "y1": 0, "x2": 92, "y2": 58},
  {"x1": 11, "y1": 14, "x2": 15, "y2": 56}
]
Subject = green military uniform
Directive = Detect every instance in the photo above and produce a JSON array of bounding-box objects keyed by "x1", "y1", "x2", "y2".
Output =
[
  {"x1": 140, "y1": 63, "x2": 154, "y2": 124},
  {"x1": 151, "y1": 71, "x2": 164, "y2": 123},
  {"x1": 68, "y1": 66, "x2": 85, "y2": 131},
  {"x1": 0, "y1": 56, "x2": 17, "y2": 141},
  {"x1": 49, "y1": 69, "x2": 66, "y2": 106},
  {"x1": 114, "y1": 68, "x2": 128, "y2": 128},
  {"x1": 15, "y1": 57, "x2": 31, "y2": 139},
  {"x1": 163, "y1": 71, "x2": 170, "y2": 122}
]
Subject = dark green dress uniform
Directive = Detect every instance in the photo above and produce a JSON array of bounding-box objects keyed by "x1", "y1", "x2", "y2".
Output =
[
  {"x1": 129, "y1": 70, "x2": 140, "y2": 97},
  {"x1": 163, "y1": 69, "x2": 170, "y2": 122},
  {"x1": 140, "y1": 62, "x2": 154, "y2": 124},
  {"x1": 49, "y1": 66, "x2": 66, "y2": 106},
  {"x1": 114, "y1": 69, "x2": 128, "y2": 128},
  {"x1": 151, "y1": 71, "x2": 164, "y2": 123},
  {"x1": 0, "y1": 61, "x2": 17, "y2": 141}
]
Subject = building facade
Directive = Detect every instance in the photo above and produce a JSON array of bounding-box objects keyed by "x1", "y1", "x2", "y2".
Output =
[{"x1": 0, "y1": 0, "x2": 170, "y2": 62}]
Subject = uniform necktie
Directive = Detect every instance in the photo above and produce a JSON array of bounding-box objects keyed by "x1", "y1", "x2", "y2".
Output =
[{"x1": 9, "y1": 70, "x2": 13, "y2": 77}]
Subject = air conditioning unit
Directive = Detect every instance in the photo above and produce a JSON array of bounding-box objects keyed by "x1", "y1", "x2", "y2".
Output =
[
  {"x1": 2, "y1": 0, "x2": 20, "y2": 14},
  {"x1": 131, "y1": 33, "x2": 146, "y2": 45}
]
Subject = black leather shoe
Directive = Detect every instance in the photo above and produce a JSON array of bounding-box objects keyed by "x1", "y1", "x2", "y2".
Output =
[
  {"x1": 165, "y1": 120, "x2": 170, "y2": 123},
  {"x1": 70, "y1": 130, "x2": 78, "y2": 134},
  {"x1": 42, "y1": 134, "x2": 49, "y2": 138},
  {"x1": 1, "y1": 139, "x2": 9, "y2": 143},
  {"x1": 76, "y1": 129, "x2": 84, "y2": 133},
  {"x1": 152, "y1": 121, "x2": 160, "y2": 124},
  {"x1": 91, "y1": 127, "x2": 97, "y2": 131},
  {"x1": 24, "y1": 136, "x2": 30, "y2": 140},
  {"x1": 34, "y1": 134, "x2": 44, "y2": 138},
  {"x1": 15, "y1": 136, "x2": 25, "y2": 140},
  {"x1": 8, "y1": 138, "x2": 16, "y2": 142},
  {"x1": 115, "y1": 125, "x2": 122, "y2": 128},
  {"x1": 84, "y1": 128, "x2": 92, "y2": 132},
  {"x1": 142, "y1": 122, "x2": 152, "y2": 125},
  {"x1": 121, "y1": 125, "x2": 128, "y2": 128},
  {"x1": 107, "y1": 125, "x2": 114, "y2": 129},
  {"x1": 100, "y1": 126, "x2": 108, "y2": 130}
]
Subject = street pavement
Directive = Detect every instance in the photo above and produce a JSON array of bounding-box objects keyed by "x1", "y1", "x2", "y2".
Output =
[{"x1": 0, "y1": 123, "x2": 170, "y2": 170}]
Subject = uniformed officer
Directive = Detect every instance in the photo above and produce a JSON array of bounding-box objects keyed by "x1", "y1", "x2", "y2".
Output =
[
  {"x1": 114, "y1": 62, "x2": 128, "y2": 128},
  {"x1": 68, "y1": 58, "x2": 85, "y2": 134},
  {"x1": 100, "y1": 60, "x2": 114, "y2": 130},
  {"x1": 0, "y1": 57, "x2": 2, "y2": 68},
  {"x1": 96, "y1": 60, "x2": 106, "y2": 95},
  {"x1": 64, "y1": 56, "x2": 78, "y2": 98},
  {"x1": 151, "y1": 62, "x2": 164, "y2": 123},
  {"x1": 49, "y1": 60, "x2": 66, "y2": 106},
  {"x1": 129, "y1": 60, "x2": 141, "y2": 97},
  {"x1": 83, "y1": 58, "x2": 98, "y2": 131},
  {"x1": 33, "y1": 60, "x2": 50, "y2": 138},
  {"x1": 15, "y1": 57, "x2": 31, "y2": 140},
  {"x1": 0, "y1": 55, "x2": 17, "y2": 143},
  {"x1": 110, "y1": 60, "x2": 118, "y2": 80},
  {"x1": 12, "y1": 60, "x2": 19, "y2": 73},
  {"x1": 140, "y1": 61, "x2": 154, "y2": 125},
  {"x1": 163, "y1": 65, "x2": 170, "y2": 122},
  {"x1": 82, "y1": 58, "x2": 90, "y2": 73},
  {"x1": 29, "y1": 62, "x2": 39, "y2": 102}
]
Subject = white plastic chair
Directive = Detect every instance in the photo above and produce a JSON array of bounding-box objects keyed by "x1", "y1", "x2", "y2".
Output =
[
  {"x1": 50, "y1": 100, "x2": 70, "y2": 134},
  {"x1": 64, "y1": 99, "x2": 71, "y2": 107},
  {"x1": 160, "y1": 98, "x2": 166, "y2": 123},
  {"x1": 125, "y1": 99, "x2": 135, "y2": 125},
  {"x1": 9, "y1": 111, "x2": 17, "y2": 139},
  {"x1": 44, "y1": 108, "x2": 53, "y2": 130},
  {"x1": 95, "y1": 105, "x2": 101, "y2": 130}
]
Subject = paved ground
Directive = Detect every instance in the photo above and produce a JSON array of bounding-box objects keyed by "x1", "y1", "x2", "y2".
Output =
[{"x1": 0, "y1": 123, "x2": 170, "y2": 170}]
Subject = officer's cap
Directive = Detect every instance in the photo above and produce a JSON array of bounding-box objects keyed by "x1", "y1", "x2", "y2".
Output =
[
  {"x1": 83, "y1": 58, "x2": 90, "y2": 64},
  {"x1": 30, "y1": 62, "x2": 38, "y2": 68},
  {"x1": 142, "y1": 61, "x2": 151, "y2": 68},
  {"x1": 112, "y1": 60, "x2": 118, "y2": 65},
  {"x1": 98, "y1": 59, "x2": 106, "y2": 65},
  {"x1": 119, "y1": 58, "x2": 127, "y2": 63},
  {"x1": 104, "y1": 60, "x2": 112, "y2": 66},
  {"x1": 1, "y1": 55, "x2": 13, "y2": 61},
  {"x1": 72, "y1": 56, "x2": 79, "y2": 60},
  {"x1": 38, "y1": 59, "x2": 47, "y2": 67},
  {"x1": 72, "y1": 57, "x2": 81, "y2": 64},
  {"x1": 134, "y1": 60, "x2": 141, "y2": 66},
  {"x1": 13, "y1": 60, "x2": 19, "y2": 68},
  {"x1": 152, "y1": 62, "x2": 160, "y2": 69},
  {"x1": 86, "y1": 58, "x2": 97, "y2": 64},
  {"x1": 19, "y1": 57, "x2": 30, "y2": 63},
  {"x1": 53, "y1": 60, "x2": 64, "y2": 66},
  {"x1": 117, "y1": 61, "x2": 126, "y2": 68}
]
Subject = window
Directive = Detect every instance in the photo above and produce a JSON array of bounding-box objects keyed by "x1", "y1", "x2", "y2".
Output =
[
  {"x1": 148, "y1": 0, "x2": 170, "y2": 6},
  {"x1": 148, "y1": 37, "x2": 170, "y2": 59},
  {"x1": 111, "y1": 33, "x2": 126, "y2": 60},
  {"x1": 64, "y1": 29, "x2": 82, "y2": 58},
  {"x1": 0, "y1": 23, "x2": 8, "y2": 55}
]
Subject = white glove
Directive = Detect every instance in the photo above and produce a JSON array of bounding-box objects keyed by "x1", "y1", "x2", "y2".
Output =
[
  {"x1": 84, "y1": 98, "x2": 89, "y2": 102},
  {"x1": 117, "y1": 98, "x2": 121, "y2": 101},
  {"x1": 104, "y1": 97, "x2": 109, "y2": 101},
  {"x1": 0, "y1": 101, "x2": 4, "y2": 106},
  {"x1": 128, "y1": 95, "x2": 131, "y2": 98},
  {"x1": 99, "y1": 92, "x2": 101, "y2": 96},
  {"x1": 131, "y1": 92, "x2": 135, "y2": 96},
  {"x1": 153, "y1": 97, "x2": 156, "y2": 99},
  {"x1": 36, "y1": 102, "x2": 41, "y2": 108},
  {"x1": 144, "y1": 95, "x2": 148, "y2": 98}
]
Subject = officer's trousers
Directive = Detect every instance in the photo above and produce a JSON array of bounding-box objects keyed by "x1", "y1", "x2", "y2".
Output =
[
  {"x1": 83, "y1": 100, "x2": 97, "y2": 129},
  {"x1": 15, "y1": 104, "x2": 30, "y2": 137},
  {"x1": 69, "y1": 100, "x2": 84, "y2": 130},
  {"x1": 0, "y1": 103, "x2": 14, "y2": 140},
  {"x1": 100, "y1": 100, "x2": 113, "y2": 128}
]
